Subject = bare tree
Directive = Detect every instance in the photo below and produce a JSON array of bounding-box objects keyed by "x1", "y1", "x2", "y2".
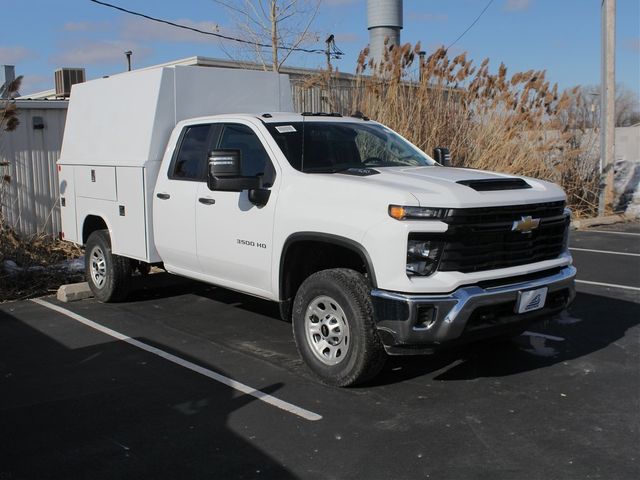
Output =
[
  {"x1": 213, "y1": 0, "x2": 320, "y2": 72},
  {"x1": 0, "y1": 75, "x2": 22, "y2": 227},
  {"x1": 567, "y1": 84, "x2": 640, "y2": 128},
  {"x1": 615, "y1": 86, "x2": 640, "y2": 127},
  {"x1": 0, "y1": 76, "x2": 22, "y2": 133}
]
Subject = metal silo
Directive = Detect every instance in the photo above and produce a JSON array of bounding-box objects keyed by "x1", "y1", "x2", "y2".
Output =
[{"x1": 367, "y1": 0, "x2": 403, "y2": 64}]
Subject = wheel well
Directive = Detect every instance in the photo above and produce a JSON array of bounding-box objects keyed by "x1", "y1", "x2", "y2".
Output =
[
  {"x1": 280, "y1": 238, "x2": 375, "y2": 303},
  {"x1": 82, "y1": 215, "x2": 108, "y2": 244}
]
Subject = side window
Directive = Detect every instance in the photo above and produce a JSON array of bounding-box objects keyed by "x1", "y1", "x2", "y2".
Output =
[
  {"x1": 171, "y1": 124, "x2": 212, "y2": 180},
  {"x1": 218, "y1": 124, "x2": 276, "y2": 186}
]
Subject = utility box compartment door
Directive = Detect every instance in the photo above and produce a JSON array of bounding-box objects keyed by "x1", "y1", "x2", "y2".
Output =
[
  {"x1": 76, "y1": 166, "x2": 117, "y2": 201},
  {"x1": 58, "y1": 164, "x2": 78, "y2": 243},
  {"x1": 112, "y1": 166, "x2": 147, "y2": 260}
]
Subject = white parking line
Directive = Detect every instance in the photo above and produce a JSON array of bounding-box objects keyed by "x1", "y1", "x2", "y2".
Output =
[
  {"x1": 522, "y1": 331, "x2": 565, "y2": 342},
  {"x1": 575, "y1": 279, "x2": 640, "y2": 292},
  {"x1": 569, "y1": 247, "x2": 640, "y2": 257},
  {"x1": 31, "y1": 298, "x2": 322, "y2": 422},
  {"x1": 577, "y1": 230, "x2": 640, "y2": 237}
]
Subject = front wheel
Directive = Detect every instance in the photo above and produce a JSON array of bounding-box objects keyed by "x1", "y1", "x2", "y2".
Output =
[
  {"x1": 292, "y1": 268, "x2": 386, "y2": 387},
  {"x1": 85, "y1": 230, "x2": 131, "y2": 302}
]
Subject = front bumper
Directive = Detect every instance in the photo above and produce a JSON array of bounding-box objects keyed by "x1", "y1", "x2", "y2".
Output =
[{"x1": 371, "y1": 266, "x2": 576, "y2": 355}]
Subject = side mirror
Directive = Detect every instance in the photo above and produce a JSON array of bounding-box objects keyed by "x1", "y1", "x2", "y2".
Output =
[
  {"x1": 208, "y1": 149, "x2": 260, "y2": 191},
  {"x1": 433, "y1": 147, "x2": 452, "y2": 167}
]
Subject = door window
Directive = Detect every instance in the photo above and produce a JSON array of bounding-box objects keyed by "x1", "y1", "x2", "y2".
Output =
[
  {"x1": 217, "y1": 124, "x2": 276, "y2": 186},
  {"x1": 170, "y1": 124, "x2": 212, "y2": 181}
]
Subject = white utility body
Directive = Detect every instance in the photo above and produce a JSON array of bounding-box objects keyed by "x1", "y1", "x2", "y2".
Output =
[{"x1": 58, "y1": 65, "x2": 576, "y2": 386}]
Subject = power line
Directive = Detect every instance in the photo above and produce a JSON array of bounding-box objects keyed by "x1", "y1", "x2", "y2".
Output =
[
  {"x1": 446, "y1": 0, "x2": 495, "y2": 52},
  {"x1": 88, "y1": 0, "x2": 327, "y2": 55}
]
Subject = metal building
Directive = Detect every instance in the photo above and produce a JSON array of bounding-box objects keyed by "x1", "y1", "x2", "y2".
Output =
[{"x1": 1, "y1": 99, "x2": 68, "y2": 236}]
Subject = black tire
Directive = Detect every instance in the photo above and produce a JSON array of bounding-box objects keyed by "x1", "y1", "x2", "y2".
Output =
[
  {"x1": 85, "y1": 230, "x2": 131, "y2": 302},
  {"x1": 292, "y1": 268, "x2": 386, "y2": 387}
]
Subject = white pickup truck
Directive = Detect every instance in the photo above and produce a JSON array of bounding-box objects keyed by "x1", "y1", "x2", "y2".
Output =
[{"x1": 58, "y1": 65, "x2": 575, "y2": 386}]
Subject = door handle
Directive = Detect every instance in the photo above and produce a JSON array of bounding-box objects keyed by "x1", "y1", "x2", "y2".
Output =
[
  {"x1": 198, "y1": 197, "x2": 216, "y2": 205},
  {"x1": 156, "y1": 193, "x2": 170, "y2": 200}
]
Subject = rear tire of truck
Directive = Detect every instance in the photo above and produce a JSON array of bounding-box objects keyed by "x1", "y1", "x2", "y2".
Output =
[
  {"x1": 85, "y1": 230, "x2": 131, "y2": 302},
  {"x1": 292, "y1": 268, "x2": 386, "y2": 387}
]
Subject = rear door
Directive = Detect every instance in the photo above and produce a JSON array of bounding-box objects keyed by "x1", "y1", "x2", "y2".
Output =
[{"x1": 153, "y1": 123, "x2": 217, "y2": 273}]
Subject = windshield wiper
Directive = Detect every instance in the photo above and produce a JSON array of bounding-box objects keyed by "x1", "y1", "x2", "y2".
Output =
[
  {"x1": 303, "y1": 165, "x2": 364, "y2": 174},
  {"x1": 302, "y1": 166, "x2": 352, "y2": 174}
]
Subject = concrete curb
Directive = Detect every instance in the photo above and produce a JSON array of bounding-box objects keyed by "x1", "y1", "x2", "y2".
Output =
[
  {"x1": 570, "y1": 214, "x2": 627, "y2": 230},
  {"x1": 57, "y1": 282, "x2": 93, "y2": 302}
]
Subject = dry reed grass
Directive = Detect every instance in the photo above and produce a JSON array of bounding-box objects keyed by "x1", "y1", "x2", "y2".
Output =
[{"x1": 307, "y1": 43, "x2": 600, "y2": 217}]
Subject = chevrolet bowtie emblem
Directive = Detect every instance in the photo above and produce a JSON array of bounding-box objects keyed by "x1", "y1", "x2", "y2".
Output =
[{"x1": 512, "y1": 215, "x2": 540, "y2": 233}]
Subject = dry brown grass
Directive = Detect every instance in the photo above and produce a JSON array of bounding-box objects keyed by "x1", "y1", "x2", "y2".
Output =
[
  {"x1": 308, "y1": 43, "x2": 600, "y2": 217},
  {"x1": 0, "y1": 225, "x2": 83, "y2": 302}
]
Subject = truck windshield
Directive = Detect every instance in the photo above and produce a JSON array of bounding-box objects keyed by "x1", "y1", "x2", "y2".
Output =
[{"x1": 265, "y1": 122, "x2": 435, "y2": 173}]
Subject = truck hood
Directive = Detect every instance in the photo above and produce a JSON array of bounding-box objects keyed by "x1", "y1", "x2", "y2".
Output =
[{"x1": 337, "y1": 166, "x2": 566, "y2": 208}]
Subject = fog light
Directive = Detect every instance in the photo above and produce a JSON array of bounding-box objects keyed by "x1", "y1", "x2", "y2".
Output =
[{"x1": 415, "y1": 305, "x2": 437, "y2": 329}]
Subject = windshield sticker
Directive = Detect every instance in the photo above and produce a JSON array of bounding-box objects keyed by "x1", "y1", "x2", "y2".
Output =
[{"x1": 275, "y1": 125, "x2": 297, "y2": 133}]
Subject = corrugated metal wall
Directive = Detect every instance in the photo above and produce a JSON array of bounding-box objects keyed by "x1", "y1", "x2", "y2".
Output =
[
  {"x1": 1, "y1": 104, "x2": 67, "y2": 237},
  {"x1": 291, "y1": 77, "x2": 360, "y2": 115}
]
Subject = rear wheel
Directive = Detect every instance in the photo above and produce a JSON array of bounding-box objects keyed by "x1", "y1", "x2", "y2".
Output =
[
  {"x1": 292, "y1": 268, "x2": 386, "y2": 387},
  {"x1": 85, "y1": 230, "x2": 131, "y2": 302}
]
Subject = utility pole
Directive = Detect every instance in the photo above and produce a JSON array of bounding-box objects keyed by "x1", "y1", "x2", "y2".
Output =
[
  {"x1": 599, "y1": 0, "x2": 615, "y2": 216},
  {"x1": 270, "y1": 0, "x2": 279, "y2": 72},
  {"x1": 325, "y1": 34, "x2": 334, "y2": 71}
]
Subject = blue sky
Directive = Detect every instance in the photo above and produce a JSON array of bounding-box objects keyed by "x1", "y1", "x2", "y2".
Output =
[{"x1": 1, "y1": 0, "x2": 639, "y2": 98}]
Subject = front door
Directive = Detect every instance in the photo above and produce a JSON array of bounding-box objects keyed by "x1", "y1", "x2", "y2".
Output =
[{"x1": 195, "y1": 122, "x2": 278, "y2": 298}]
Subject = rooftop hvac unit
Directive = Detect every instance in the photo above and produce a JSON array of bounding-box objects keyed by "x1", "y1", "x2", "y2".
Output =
[{"x1": 55, "y1": 68, "x2": 86, "y2": 97}]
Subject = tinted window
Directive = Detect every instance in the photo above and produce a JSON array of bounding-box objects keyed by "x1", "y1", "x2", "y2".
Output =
[
  {"x1": 265, "y1": 122, "x2": 435, "y2": 172},
  {"x1": 171, "y1": 125, "x2": 211, "y2": 180},
  {"x1": 218, "y1": 124, "x2": 275, "y2": 186}
]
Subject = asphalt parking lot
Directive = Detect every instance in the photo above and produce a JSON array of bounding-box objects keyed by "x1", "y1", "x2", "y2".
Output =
[{"x1": 1, "y1": 223, "x2": 639, "y2": 480}]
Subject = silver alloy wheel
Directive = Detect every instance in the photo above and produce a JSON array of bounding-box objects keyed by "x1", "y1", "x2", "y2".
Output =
[
  {"x1": 89, "y1": 246, "x2": 107, "y2": 289},
  {"x1": 304, "y1": 295, "x2": 350, "y2": 366}
]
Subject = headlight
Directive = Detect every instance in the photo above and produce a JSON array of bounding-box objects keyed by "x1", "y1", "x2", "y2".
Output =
[
  {"x1": 407, "y1": 239, "x2": 443, "y2": 276},
  {"x1": 389, "y1": 205, "x2": 447, "y2": 220}
]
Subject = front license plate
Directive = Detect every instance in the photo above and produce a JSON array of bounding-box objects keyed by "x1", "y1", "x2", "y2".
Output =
[{"x1": 515, "y1": 287, "x2": 548, "y2": 314}]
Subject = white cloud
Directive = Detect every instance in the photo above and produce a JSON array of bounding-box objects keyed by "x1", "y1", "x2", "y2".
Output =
[
  {"x1": 0, "y1": 46, "x2": 35, "y2": 65},
  {"x1": 407, "y1": 12, "x2": 448, "y2": 23},
  {"x1": 120, "y1": 17, "x2": 230, "y2": 44},
  {"x1": 504, "y1": 0, "x2": 532, "y2": 12},
  {"x1": 334, "y1": 33, "x2": 361, "y2": 43},
  {"x1": 323, "y1": 0, "x2": 361, "y2": 6},
  {"x1": 51, "y1": 40, "x2": 152, "y2": 66},
  {"x1": 18, "y1": 74, "x2": 52, "y2": 95},
  {"x1": 62, "y1": 20, "x2": 111, "y2": 32}
]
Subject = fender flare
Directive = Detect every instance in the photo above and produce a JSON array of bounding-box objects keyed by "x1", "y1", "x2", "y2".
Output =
[
  {"x1": 279, "y1": 232, "x2": 378, "y2": 300},
  {"x1": 81, "y1": 213, "x2": 113, "y2": 245}
]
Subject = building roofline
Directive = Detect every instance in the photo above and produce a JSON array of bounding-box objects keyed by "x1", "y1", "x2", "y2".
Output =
[
  {"x1": 133, "y1": 55, "x2": 356, "y2": 80},
  {"x1": 14, "y1": 99, "x2": 69, "y2": 109},
  {"x1": 16, "y1": 89, "x2": 58, "y2": 100}
]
